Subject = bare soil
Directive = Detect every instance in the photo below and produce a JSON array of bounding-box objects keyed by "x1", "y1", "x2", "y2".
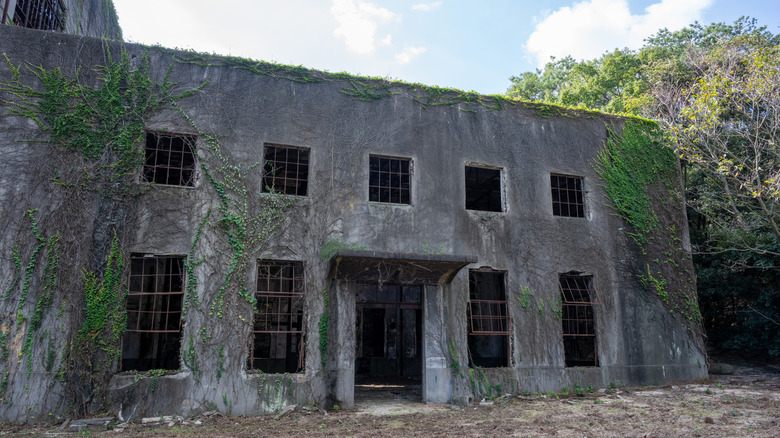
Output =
[{"x1": 3, "y1": 365, "x2": 779, "y2": 437}]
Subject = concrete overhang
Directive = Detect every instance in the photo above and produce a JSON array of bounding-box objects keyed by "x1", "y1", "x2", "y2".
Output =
[{"x1": 329, "y1": 250, "x2": 477, "y2": 284}]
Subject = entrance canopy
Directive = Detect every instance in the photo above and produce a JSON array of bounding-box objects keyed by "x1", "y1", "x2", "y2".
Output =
[{"x1": 329, "y1": 250, "x2": 476, "y2": 284}]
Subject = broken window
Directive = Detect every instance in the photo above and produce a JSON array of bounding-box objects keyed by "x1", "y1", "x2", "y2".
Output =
[
  {"x1": 465, "y1": 165, "x2": 502, "y2": 212},
  {"x1": 122, "y1": 255, "x2": 185, "y2": 371},
  {"x1": 9, "y1": 0, "x2": 64, "y2": 30},
  {"x1": 551, "y1": 174, "x2": 585, "y2": 217},
  {"x1": 249, "y1": 260, "x2": 305, "y2": 373},
  {"x1": 560, "y1": 274, "x2": 600, "y2": 367},
  {"x1": 467, "y1": 270, "x2": 510, "y2": 368},
  {"x1": 262, "y1": 144, "x2": 310, "y2": 196},
  {"x1": 369, "y1": 155, "x2": 411, "y2": 204},
  {"x1": 142, "y1": 132, "x2": 197, "y2": 187}
]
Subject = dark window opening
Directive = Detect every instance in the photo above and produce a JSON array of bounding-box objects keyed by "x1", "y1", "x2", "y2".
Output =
[
  {"x1": 468, "y1": 270, "x2": 510, "y2": 368},
  {"x1": 10, "y1": 0, "x2": 64, "y2": 30},
  {"x1": 262, "y1": 144, "x2": 309, "y2": 196},
  {"x1": 465, "y1": 166, "x2": 502, "y2": 212},
  {"x1": 560, "y1": 274, "x2": 599, "y2": 367},
  {"x1": 369, "y1": 155, "x2": 411, "y2": 204},
  {"x1": 143, "y1": 132, "x2": 196, "y2": 187},
  {"x1": 249, "y1": 260, "x2": 305, "y2": 373},
  {"x1": 122, "y1": 255, "x2": 185, "y2": 371},
  {"x1": 551, "y1": 174, "x2": 584, "y2": 217}
]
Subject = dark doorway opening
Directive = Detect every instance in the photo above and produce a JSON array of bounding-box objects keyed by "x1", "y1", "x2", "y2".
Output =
[{"x1": 355, "y1": 284, "x2": 423, "y2": 400}]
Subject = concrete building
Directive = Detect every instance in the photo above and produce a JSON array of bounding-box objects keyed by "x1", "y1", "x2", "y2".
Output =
[{"x1": 0, "y1": 23, "x2": 707, "y2": 422}]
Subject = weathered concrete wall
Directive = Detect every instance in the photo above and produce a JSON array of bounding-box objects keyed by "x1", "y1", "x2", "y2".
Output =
[{"x1": 0, "y1": 25, "x2": 706, "y2": 422}]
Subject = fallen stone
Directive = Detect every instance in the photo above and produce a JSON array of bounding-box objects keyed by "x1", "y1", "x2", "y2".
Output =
[
  {"x1": 274, "y1": 405, "x2": 297, "y2": 420},
  {"x1": 69, "y1": 417, "x2": 113, "y2": 432}
]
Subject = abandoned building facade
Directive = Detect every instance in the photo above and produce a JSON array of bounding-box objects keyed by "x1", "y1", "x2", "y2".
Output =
[{"x1": 0, "y1": 22, "x2": 707, "y2": 422}]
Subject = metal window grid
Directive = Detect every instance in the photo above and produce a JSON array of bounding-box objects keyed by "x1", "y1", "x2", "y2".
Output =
[
  {"x1": 559, "y1": 275, "x2": 598, "y2": 337},
  {"x1": 7, "y1": 0, "x2": 64, "y2": 30},
  {"x1": 262, "y1": 145, "x2": 309, "y2": 196},
  {"x1": 468, "y1": 299, "x2": 510, "y2": 334},
  {"x1": 369, "y1": 156, "x2": 411, "y2": 204},
  {"x1": 551, "y1": 174, "x2": 585, "y2": 217},
  {"x1": 126, "y1": 256, "x2": 185, "y2": 333},
  {"x1": 250, "y1": 260, "x2": 305, "y2": 370},
  {"x1": 142, "y1": 132, "x2": 196, "y2": 187}
]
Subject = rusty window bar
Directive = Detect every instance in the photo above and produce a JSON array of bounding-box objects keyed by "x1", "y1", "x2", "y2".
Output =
[
  {"x1": 126, "y1": 256, "x2": 184, "y2": 334},
  {"x1": 12, "y1": 0, "x2": 64, "y2": 30},
  {"x1": 559, "y1": 273, "x2": 601, "y2": 305},
  {"x1": 142, "y1": 132, "x2": 196, "y2": 187},
  {"x1": 551, "y1": 174, "x2": 585, "y2": 218},
  {"x1": 262, "y1": 144, "x2": 310, "y2": 196},
  {"x1": 369, "y1": 155, "x2": 411, "y2": 204},
  {"x1": 468, "y1": 299, "x2": 509, "y2": 334}
]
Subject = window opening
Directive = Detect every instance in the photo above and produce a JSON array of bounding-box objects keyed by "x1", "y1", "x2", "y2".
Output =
[
  {"x1": 262, "y1": 144, "x2": 310, "y2": 196},
  {"x1": 465, "y1": 166, "x2": 502, "y2": 212},
  {"x1": 249, "y1": 260, "x2": 305, "y2": 373},
  {"x1": 122, "y1": 255, "x2": 185, "y2": 371},
  {"x1": 467, "y1": 270, "x2": 510, "y2": 368},
  {"x1": 143, "y1": 132, "x2": 196, "y2": 187},
  {"x1": 10, "y1": 0, "x2": 64, "y2": 30},
  {"x1": 560, "y1": 273, "x2": 599, "y2": 367},
  {"x1": 551, "y1": 174, "x2": 584, "y2": 217},
  {"x1": 369, "y1": 155, "x2": 411, "y2": 204}
]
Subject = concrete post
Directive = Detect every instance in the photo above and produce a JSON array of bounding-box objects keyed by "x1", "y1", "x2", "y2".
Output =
[
  {"x1": 422, "y1": 284, "x2": 451, "y2": 403},
  {"x1": 331, "y1": 281, "x2": 356, "y2": 408}
]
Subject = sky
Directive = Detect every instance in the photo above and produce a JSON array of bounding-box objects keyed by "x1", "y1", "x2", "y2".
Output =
[{"x1": 112, "y1": 0, "x2": 780, "y2": 95}]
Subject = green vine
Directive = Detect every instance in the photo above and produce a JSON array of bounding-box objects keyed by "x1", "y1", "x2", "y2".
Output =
[
  {"x1": 18, "y1": 210, "x2": 45, "y2": 311},
  {"x1": 73, "y1": 232, "x2": 127, "y2": 369},
  {"x1": 182, "y1": 210, "x2": 211, "y2": 316},
  {"x1": 594, "y1": 122, "x2": 677, "y2": 245},
  {"x1": 319, "y1": 288, "x2": 330, "y2": 369}
]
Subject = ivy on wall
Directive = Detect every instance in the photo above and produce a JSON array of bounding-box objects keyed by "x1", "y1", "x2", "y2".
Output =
[{"x1": 595, "y1": 121, "x2": 703, "y2": 334}]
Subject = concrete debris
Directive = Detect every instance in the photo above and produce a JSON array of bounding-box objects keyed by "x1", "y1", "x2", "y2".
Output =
[
  {"x1": 69, "y1": 417, "x2": 113, "y2": 432},
  {"x1": 274, "y1": 405, "x2": 297, "y2": 420}
]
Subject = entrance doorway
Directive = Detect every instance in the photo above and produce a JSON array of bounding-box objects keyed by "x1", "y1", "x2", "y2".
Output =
[{"x1": 355, "y1": 283, "x2": 422, "y2": 400}]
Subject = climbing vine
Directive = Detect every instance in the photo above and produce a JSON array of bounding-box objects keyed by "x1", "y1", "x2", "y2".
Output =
[{"x1": 594, "y1": 121, "x2": 703, "y2": 334}]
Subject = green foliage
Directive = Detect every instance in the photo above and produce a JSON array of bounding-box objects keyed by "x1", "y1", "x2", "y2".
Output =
[
  {"x1": 318, "y1": 238, "x2": 368, "y2": 261},
  {"x1": 449, "y1": 341, "x2": 463, "y2": 378},
  {"x1": 517, "y1": 285, "x2": 533, "y2": 311},
  {"x1": 638, "y1": 264, "x2": 668, "y2": 304},
  {"x1": 182, "y1": 210, "x2": 211, "y2": 316},
  {"x1": 594, "y1": 122, "x2": 677, "y2": 245},
  {"x1": 18, "y1": 210, "x2": 46, "y2": 311},
  {"x1": 74, "y1": 233, "x2": 127, "y2": 368},
  {"x1": 319, "y1": 288, "x2": 330, "y2": 369}
]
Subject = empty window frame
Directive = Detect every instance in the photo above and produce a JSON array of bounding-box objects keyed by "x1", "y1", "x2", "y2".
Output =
[
  {"x1": 559, "y1": 274, "x2": 600, "y2": 367},
  {"x1": 122, "y1": 255, "x2": 185, "y2": 371},
  {"x1": 9, "y1": 0, "x2": 64, "y2": 30},
  {"x1": 465, "y1": 165, "x2": 502, "y2": 212},
  {"x1": 467, "y1": 270, "x2": 510, "y2": 368},
  {"x1": 369, "y1": 155, "x2": 411, "y2": 204},
  {"x1": 262, "y1": 144, "x2": 310, "y2": 196},
  {"x1": 250, "y1": 260, "x2": 305, "y2": 373},
  {"x1": 143, "y1": 132, "x2": 197, "y2": 187},
  {"x1": 551, "y1": 174, "x2": 585, "y2": 217}
]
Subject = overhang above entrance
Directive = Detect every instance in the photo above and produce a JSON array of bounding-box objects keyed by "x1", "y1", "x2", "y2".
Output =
[{"x1": 329, "y1": 250, "x2": 477, "y2": 284}]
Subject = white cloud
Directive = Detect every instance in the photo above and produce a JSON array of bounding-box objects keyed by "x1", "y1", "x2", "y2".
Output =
[
  {"x1": 526, "y1": 0, "x2": 713, "y2": 67},
  {"x1": 395, "y1": 46, "x2": 426, "y2": 64},
  {"x1": 331, "y1": 0, "x2": 397, "y2": 55},
  {"x1": 412, "y1": 1, "x2": 443, "y2": 11},
  {"x1": 381, "y1": 34, "x2": 393, "y2": 46}
]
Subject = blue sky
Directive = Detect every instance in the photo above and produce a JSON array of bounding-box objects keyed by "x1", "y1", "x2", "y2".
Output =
[{"x1": 112, "y1": 0, "x2": 779, "y2": 95}]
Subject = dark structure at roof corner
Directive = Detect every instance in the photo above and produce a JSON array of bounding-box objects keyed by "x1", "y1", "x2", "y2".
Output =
[{"x1": 329, "y1": 250, "x2": 477, "y2": 284}]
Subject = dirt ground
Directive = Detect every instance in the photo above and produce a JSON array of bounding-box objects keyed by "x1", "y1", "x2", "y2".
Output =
[{"x1": 2, "y1": 364, "x2": 779, "y2": 437}]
